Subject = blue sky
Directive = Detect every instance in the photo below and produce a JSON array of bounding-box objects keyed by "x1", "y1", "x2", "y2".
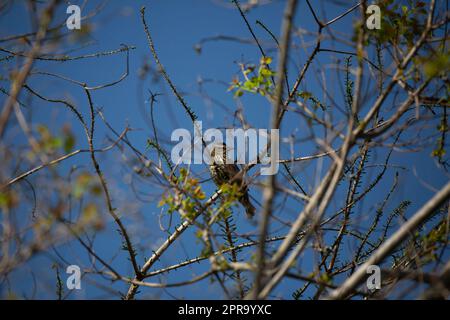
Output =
[{"x1": 0, "y1": 0, "x2": 448, "y2": 299}]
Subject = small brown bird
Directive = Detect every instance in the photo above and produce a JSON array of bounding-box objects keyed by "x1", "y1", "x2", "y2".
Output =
[{"x1": 209, "y1": 143, "x2": 255, "y2": 218}]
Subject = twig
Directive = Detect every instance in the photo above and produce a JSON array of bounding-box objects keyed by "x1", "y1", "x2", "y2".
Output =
[{"x1": 327, "y1": 181, "x2": 450, "y2": 299}]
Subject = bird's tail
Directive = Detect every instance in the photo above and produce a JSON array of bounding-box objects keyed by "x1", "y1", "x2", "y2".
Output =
[{"x1": 239, "y1": 193, "x2": 255, "y2": 218}]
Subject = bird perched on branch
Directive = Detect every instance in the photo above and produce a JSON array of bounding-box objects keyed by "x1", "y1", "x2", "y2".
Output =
[{"x1": 209, "y1": 143, "x2": 255, "y2": 218}]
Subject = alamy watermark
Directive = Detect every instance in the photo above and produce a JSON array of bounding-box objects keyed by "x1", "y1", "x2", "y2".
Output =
[
  {"x1": 366, "y1": 265, "x2": 381, "y2": 291},
  {"x1": 66, "y1": 264, "x2": 81, "y2": 290},
  {"x1": 366, "y1": 4, "x2": 381, "y2": 30},
  {"x1": 170, "y1": 121, "x2": 280, "y2": 175},
  {"x1": 66, "y1": 5, "x2": 81, "y2": 30}
]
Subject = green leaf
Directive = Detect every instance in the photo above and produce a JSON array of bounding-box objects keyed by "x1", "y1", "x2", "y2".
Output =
[
  {"x1": 260, "y1": 56, "x2": 272, "y2": 65},
  {"x1": 63, "y1": 133, "x2": 75, "y2": 153},
  {"x1": 424, "y1": 53, "x2": 450, "y2": 78},
  {"x1": 298, "y1": 91, "x2": 312, "y2": 100},
  {"x1": 260, "y1": 68, "x2": 273, "y2": 78}
]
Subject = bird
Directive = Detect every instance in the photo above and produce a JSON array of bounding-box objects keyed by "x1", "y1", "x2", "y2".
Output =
[{"x1": 208, "y1": 143, "x2": 255, "y2": 218}]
